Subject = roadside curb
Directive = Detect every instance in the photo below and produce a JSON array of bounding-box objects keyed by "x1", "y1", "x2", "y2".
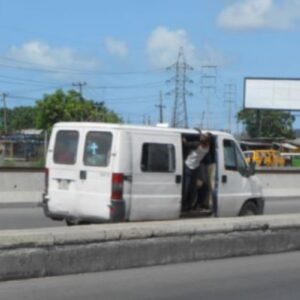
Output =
[{"x1": 1, "y1": 214, "x2": 300, "y2": 281}]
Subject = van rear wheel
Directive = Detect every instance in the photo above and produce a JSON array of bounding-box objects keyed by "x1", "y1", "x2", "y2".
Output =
[
  {"x1": 239, "y1": 202, "x2": 258, "y2": 216},
  {"x1": 66, "y1": 219, "x2": 77, "y2": 226},
  {"x1": 65, "y1": 219, "x2": 90, "y2": 226}
]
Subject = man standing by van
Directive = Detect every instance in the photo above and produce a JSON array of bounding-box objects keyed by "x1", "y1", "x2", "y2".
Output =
[{"x1": 183, "y1": 132, "x2": 210, "y2": 212}]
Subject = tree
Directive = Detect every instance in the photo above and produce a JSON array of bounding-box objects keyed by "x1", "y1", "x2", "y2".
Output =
[
  {"x1": 35, "y1": 89, "x2": 122, "y2": 131},
  {"x1": 237, "y1": 109, "x2": 295, "y2": 138},
  {"x1": 0, "y1": 106, "x2": 37, "y2": 134},
  {"x1": 10, "y1": 106, "x2": 37, "y2": 131}
]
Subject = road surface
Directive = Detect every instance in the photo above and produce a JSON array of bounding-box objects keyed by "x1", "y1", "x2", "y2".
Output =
[
  {"x1": 0, "y1": 207, "x2": 64, "y2": 230},
  {"x1": 0, "y1": 251, "x2": 300, "y2": 300}
]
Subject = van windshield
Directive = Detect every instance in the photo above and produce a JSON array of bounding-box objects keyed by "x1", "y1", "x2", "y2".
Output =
[
  {"x1": 53, "y1": 130, "x2": 79, "y2": 165},
  {"x1": 83, "y1": 131, "x2": 112, "y2": 167}
]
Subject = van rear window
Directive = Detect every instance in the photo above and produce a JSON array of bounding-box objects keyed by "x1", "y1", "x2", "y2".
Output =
[
  {"x1": 83, "y1": 131, "x2": 112, "y2": 167},
  {"x1": 53, "y1": 130, "x2": 79, "y2": 165}
]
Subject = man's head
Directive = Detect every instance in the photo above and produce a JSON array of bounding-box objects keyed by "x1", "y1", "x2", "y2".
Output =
[{"x1": 199, "y1": 132, "x2": 211, "y2": 147}]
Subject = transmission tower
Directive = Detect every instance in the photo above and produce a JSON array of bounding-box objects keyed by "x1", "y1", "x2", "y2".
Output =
[
  {"x1": 200, "y1": 65, "x2": 217, "y2": 129},
  {"x1": 155, "y1": 90, "x2": 166, "y2": 123},
  {"x1": 224, "y1": 83, "x2": 237, "y2": 133},
  {"x1": 166, "y1": 47, "x2": 193, "y2": 128}
]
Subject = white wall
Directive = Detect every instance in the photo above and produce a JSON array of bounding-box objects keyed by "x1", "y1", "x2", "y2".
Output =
[
  {"x1": 0, "y1": 170, "x2": 44, "y2": 205},
  {"x1": 256, "y1": 169, "x2": 300, "y2": 214}
]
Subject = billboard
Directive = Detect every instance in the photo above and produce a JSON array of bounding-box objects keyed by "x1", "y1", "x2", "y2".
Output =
[{"x1": 244, "y1": 77, "x2": 300, "y2": 110}]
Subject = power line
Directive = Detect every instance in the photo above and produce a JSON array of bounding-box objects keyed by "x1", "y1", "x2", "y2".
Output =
[
  {"x1": 87, "y1": 81, "x2": 165, "y2": 90},
  {"x1": 0, "y1": 55, "x2": 165, "y2": 76},
  {"x1": 100, "y1": 94, "x2": 157, "y2": 102},
  {"x1": 8, "y1": 84, "x2": 70, "y2": 96},
  {"x1": 0, "y1": 73, "x2": 67, "y2": 85},
  {"x1": 7, "y1": 94, "x2": 38, "y2": 101}
]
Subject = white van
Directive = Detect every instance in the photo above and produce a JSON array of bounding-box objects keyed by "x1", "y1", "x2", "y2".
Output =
[{"x1": 42, "y1": 122, "x2": 264, "y2": 225}]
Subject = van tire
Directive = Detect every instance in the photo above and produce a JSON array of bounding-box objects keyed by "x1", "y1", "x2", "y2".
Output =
[
  {"x1": 239, "y1": 201, "x2": 258, "y2": 216},
  {"x1": 66, "y1": 219, "x2": 77, "y2": 226}
]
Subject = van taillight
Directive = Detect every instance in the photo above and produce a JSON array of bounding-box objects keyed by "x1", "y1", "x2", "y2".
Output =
[
  {"x1": 45, "y1": 168, "x2": 49, "y2": 194},
  {"x1": 111, "y1": 173, "x2": 124, "y2": 200}
]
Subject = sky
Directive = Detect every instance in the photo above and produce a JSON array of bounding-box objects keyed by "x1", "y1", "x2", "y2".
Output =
[{"x1": 1, "y1": 0, "x2": 300, "y2": 132}]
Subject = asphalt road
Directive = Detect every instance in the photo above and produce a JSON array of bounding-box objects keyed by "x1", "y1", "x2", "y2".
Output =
[
  {"x1": 0, "y1": 207, "x2": 64, "y2": 230},
  {"x1": 1, "y1": 251, "x2": 300, "y2": 300}
]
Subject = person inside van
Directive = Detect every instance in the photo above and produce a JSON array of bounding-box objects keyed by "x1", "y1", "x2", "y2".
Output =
[
  {"x1": 182, "y1": 132, "x2": 211, "y2": 212},
  {"x1": 54, "y1": 140, "x2": 75, "y2": 164},
  {"x1": 195, "y1": 132, "x2": 215, "y2": 210}
]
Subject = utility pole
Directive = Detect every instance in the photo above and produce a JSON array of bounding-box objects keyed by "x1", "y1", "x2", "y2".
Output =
[
  {"x1": 155, "y1": 90, "x2": 166, "y2": 123},
  {"x1": 166, "y1": 47, "x2": 193, "y2": 128},
  {"x1": 200, "y1": 65, "x2": 217, "y2": 129},
  {"x1": 1, "y1": 93, "x2": 8, "y2": 134},
  {"x1": 72, "y1": 82, "x2": 87, "y2": 121},
  {"x1": 72, "y1": 81, "x2": 87, "y2": 98},
  {"x1": 256, "y1": 110, "x2": 262, "y2": 137},
  {"x1": 224, "y1": 83, "x2": 237, "y2": 133}
]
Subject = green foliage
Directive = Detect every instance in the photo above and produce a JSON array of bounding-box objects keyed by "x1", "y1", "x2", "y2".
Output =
[
  {"x1": 0, "y1": 106, "x2": 37, "y2": 134},
  {"x1": 237, "y1": 109, "x2": 295, "y2": 138},
  {"x1": 10, "y1": 106, "x2": 37, "y2": 130},
  {"x1": 35, "y1": 89, "x2": 122, "y2": 131},
  {"x1": 0, "y1": 89, "x2": 122, "y2": 134}
]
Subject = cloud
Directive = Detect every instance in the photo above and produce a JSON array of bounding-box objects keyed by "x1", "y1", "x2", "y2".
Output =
[
  {"x1": 146, "y1": 26, "x2": 228, "y2": 68},
  {"x1": 146, "y1": 27, "x2": 198, "y2": 67},
  {"x1": 105, "y1": 37, "x2": 128, "y2": 58},
  {"x1": 218, "y1": 0, "x2": 300, "y2": 30},
  {"x1": 199, "y1": 43, "x2": 231, "y2": 67},
  {"x1": 8, "y1": 40, "x2": 99, "y2": 73}
]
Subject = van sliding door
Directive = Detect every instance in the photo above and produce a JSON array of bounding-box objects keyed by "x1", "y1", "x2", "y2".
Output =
[{"x1": 129, "y1": 133, "x2": 182, "y2": 221}]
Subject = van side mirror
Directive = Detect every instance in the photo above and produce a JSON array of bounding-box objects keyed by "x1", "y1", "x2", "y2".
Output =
[
  {"x1": 248, "y1": 162, "x2": 256, "y2": 176},
  {"x1": 241, "y1": 162, "x2": 256, "y2": 177}
]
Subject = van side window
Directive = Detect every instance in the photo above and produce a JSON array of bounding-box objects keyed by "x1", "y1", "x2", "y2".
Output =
[
  {"x1": 83, "y1": 131, "x2": 112, "y2": 167},
  {"x1": 141, "y1": 143, "x2": 175, "y2": 173},
  {"x1": 224, "y1": 139, "x2": 248, "y2": 174},
  {"x1": 223, "y1": 140, "x2": 237, "y2": 171},
  {"x1": 53, "y1": 130, "x2": 79, "y2": 165}
]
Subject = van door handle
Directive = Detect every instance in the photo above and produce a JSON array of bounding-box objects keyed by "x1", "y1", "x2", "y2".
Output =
[
  {"x1": 175, "y1": 175, "x2": 182, "y2": 184},
  {"x1": 80, "y1": 170, "x2": 87, "y2": 180},
  {"x1": 222, "y1": 175, "x2": 227, "y2": 183}
]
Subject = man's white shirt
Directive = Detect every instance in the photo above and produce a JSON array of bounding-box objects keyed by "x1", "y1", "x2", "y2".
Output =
[{"x1": 185, "y1": 146, "x2": 209, "y2": 170}]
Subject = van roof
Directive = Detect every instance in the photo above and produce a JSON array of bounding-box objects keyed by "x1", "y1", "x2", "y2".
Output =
[{"x1": 53, "y1": 122, "x2": 233, "y2": 138}]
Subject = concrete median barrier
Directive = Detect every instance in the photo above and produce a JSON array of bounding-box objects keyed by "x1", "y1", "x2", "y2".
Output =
[
  {"x1": 0, "y1": 168, "x2": 44, "y2": 208},
  {"x1": 1, "y1": 214, "x2": 300, "y2": 281}
]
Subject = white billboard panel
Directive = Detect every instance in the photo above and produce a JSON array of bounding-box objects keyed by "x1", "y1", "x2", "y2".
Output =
[{"x1": 244, "y1": 78, "x2": 300, "y2": 110}]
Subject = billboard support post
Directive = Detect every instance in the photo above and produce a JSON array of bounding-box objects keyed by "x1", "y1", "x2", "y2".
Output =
[{"x1": 256, "y1": 110, "x2": 262, "y2": 137}]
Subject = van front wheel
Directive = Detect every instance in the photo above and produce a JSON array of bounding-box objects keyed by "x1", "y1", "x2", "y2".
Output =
[{"x1": 239, "y1": 202, "x2": 258, "y2": 216}]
